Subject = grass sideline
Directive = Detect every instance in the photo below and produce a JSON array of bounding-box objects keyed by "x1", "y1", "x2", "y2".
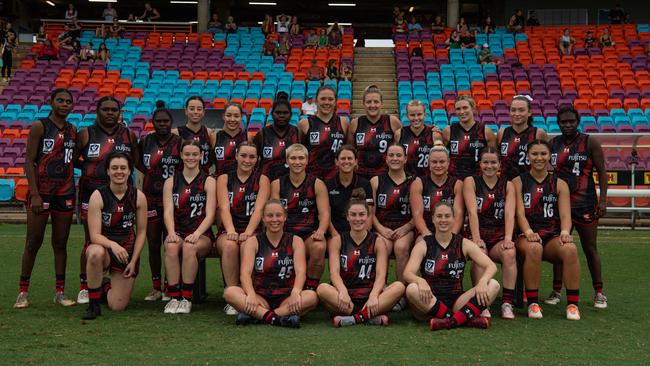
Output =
[{"x1": 0, "y1": 224, "x2": 648, "y2": 365}]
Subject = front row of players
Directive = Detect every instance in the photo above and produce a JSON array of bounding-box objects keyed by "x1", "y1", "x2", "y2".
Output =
[{"x1": 80, "y1": 137, "x2": 581, "y2": 327}]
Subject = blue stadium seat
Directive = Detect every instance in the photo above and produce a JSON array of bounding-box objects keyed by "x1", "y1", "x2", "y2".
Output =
[{"x1": 0, "y1": 179, "x2": 15, "y2": 201}]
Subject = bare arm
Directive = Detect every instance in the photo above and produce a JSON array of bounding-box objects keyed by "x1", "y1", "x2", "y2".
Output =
[
  {"x1": 513, "y1": 177, "x2": 532, "y2": 234},
  {"x1": 485, "y1": 125, "x2": 497, "y2": 149},
  {"x1": 390, "y1": 115, "x2": 403, "y2": 142},
  {"x1": 463, "y1": 177, "x2": 481, "y2": 242},
  {"x1": 327, "y1": 235, "x2": 347, "y2": 293},
  {"x1": 314, "y1": 179, "x2": 331, "y2": 237},
  {"x1": 345, "y1": 118, "x2": 358, "y2": 145},
  {"x1": 442, "y1": 126, "x2": 451, "y2": 146},
  {"x1": 243, "y1": 175, "x2": 270, "y2": 237},
  {"x1": 193, "y1": 176, "x2": 217, "y2": 237},
  {"x1": 270, "y1": 179, "x2": 280, "y2": 199},
  {"x1": 216, "y1": 174, "x2": 236, "y2": 233},
  {"x1": 452, "y1": 180, "x2": 465, "y2": 234},
  {"x1": 370, "y1": 236, "x2": 389, "y2": 298},
  {"x1": 590, "y1": 137, "x2": 608, "y2": 217},
  {"x1": 462, "y1": 238, "x2": 497, "y2": 281},
  {"x1": 504, "y1": 181, "x2": 516, "y2": 241},
  {"x1": 25, "y1": 121, "x2": 44, "y2": 203},
  {"x1": 536, "y1": 128, "x2": 548, "y2": 142},
  {"x1": 240, "y1": 237, "x2": 259, "y2": 295},
  {"x1": 162, "y1": 178, "x2": 176, "y2": 235},
  {"x1": 409, "y1": 177, "x2": 430, "y2": 235},
  {"x1": 403, "y1": 240, "x2": 427, "y2": 285},
  {"x1": 129, "y1": 191, "x2": 149, "y2": 263},
  {"x1": 297, "y1": 118, "x2": 310, "y2": 145},
  {"x1": 557, "y1": 178, "x2": 573, "y2": 235},
  {"x1": 291, "y1": 236, "x2": 307, "y2": 292}
]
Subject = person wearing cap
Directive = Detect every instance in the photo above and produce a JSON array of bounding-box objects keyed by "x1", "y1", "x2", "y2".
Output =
[
  {"x1": 301, "y1": 95, "x2": 318, "y2": 116},
  {"x1": 479, "y1": 44, "x2": 496, "y2": 65}
]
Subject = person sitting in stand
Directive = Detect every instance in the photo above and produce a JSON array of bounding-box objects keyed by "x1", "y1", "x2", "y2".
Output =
[
  {"x1": 460, "y1": 29, "x2": 476, "y2": 49},
  {"x1": 305, "y1": 29, "x2": 319, "y2": 48},
  {"x1": 307, "y1": 59, "x2": 324, "y2": 81},
  {"x1": 446, "y1": 31, "x2": 461, "y2": 49},
  {"x1": 599, "y1": 28, "x2": 615, "y2": 48},
  {"x1": 431, "y1": 15, "x2": 445, "y2": 35},
  {"x1": 326, "y1": 59, "x2": 339, "y2": 81},
  {"x1": 584, "y1": 31, "x2": 596, "y2": 48},
  {"x1": 208, "y1": 13, "x2": 223, "y2": 34},
  {"x1": 340, "y1": 64, "x2": 353, "y2": 81}
]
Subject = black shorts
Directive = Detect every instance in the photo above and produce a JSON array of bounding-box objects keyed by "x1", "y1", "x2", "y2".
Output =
[
  {"x1": 146, "y1": 200, "x2": 163, "y2": 223},
  {"x1": 433, "y1": 292, "x2": 462, "y2": 310},
  {"x1": 261, "y1": 292, "x2": 290, "y2": 310},
  {"x1": 351, "y1": 297, "x2": 368, "y2": 313},
  {"x1": 79, "y1": 180, "x2": 101, "y2": 221},
  {"x1": 571, "y1": 205, "x2": 598, "y2": 226},
  {"x1": 108, "y1": 247, "x2": 139, "y2": 276},
  {"x1": 26, "y1": 193, "x2": 75, "y2": 214}
]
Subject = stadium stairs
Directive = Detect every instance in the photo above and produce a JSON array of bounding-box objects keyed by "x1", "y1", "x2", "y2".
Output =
[{"x1": 352, "y1": 47, "x2": 397, "y2": 117}]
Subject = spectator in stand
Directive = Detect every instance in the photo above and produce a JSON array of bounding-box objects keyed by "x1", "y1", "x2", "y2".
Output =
[
  {"x1": 393, "y1": 15, "x2": 408, "y2": 35},
  {"x1": 508, "y1": 9, "x2": 525, "y2": 34},
  {"x1": 207, "y1": 13, "x2": 223, "y2": 34},
  {"x1": 456, "y1": 17, "x2": 468, "y2": 33},
  {"x1": 623, "y1": 13, "x2": 631, "y2": 24},
  {"x1": 289, "y1": 16, "x2": 300, "y2": 36},
  {"x1": 262, "y1": 14, "x2": 274, "y2": 35},
  {"x1": 558, "y1": 28, "x2": 576, "y2": 55},
  {"x1": 460, "y1": 29, "x2": 476, "y2": 49},
  {"x1": 608, "y1": 4, "x2": 625, "y2": 24},
  {"x1": 109, "y1": 20, "x2": 125, "y2": 38},
  {"x1": 263, "y1": 35, "x2": 276, "y2": 56},
  {"x1": 37, "y1": 39, "x2": 59, "y2": 60},
  {"x1": 326, "y1": 59, "x2": 339, "y2": 81},
  {"x1": 127, "y1": 14, "x2": 136, "y2": 21},
  {"x1": 139, "y1": 2, "x2": 160, "y2": 22},
  {"x1": 97, "y1": 42, "x2": 110, "y2": 62},
  {"x1": 65, "y1": 3, "x2": 78, "y2": 21},
  {"x1": 479, "y1": 43, "x2": 498, "y2": 65},
  {"x1": 276, "y1": 14, "x2": 291, "y2": 36},
  {"x1": 328, "y1": 22, "x2": 345, "y2": 36},
  {"x1": 599, "y1": 28, "x2": 615, "y2": 48},
  {"x1": 36, "y1": 25, "x2": 48, "y2": 44},
  {"x1": 225, "y1": 16, "x2": 237, "y2": 34},
  {"x1": 527, "y1": 10, "x2": 541, "y2": 27},
  {"x1": 305, "y1": 29, "x2": 318, "y2": 48},
  {"x1": 328, "y1": 28, "x2": 342, "y2": 49},
  {"x1": 584, "y1": 31, "x2": 596, "y2": 48},
  {"x1": 318, "y1": 29, "x2": 329, "y2": 48},
  {"x1": 408, "y1": 16, "x2": 423, "y2": 35},
  {"x1": 307, "y1": 59, "x2": 324, "y2": 81},
  {"x1": 102, "y1": 3, "x2": 118, "y2": 21},
  {"x1": 302, "y1": 96, "x2": 317, "y2": 116},
  {"x1": 277, "y1": 37, "x2": 289, "y2": 56},
  {"x1": 80, "y1": 42, "x2": 97, "y2": 62},
  {"x1": 446, "y1": 30, "x2": 461, "y2": 49},
  {"x1": 431, "y1": 15, "x2": 446, "y2": 35},
  {"x1": 58, "y1": 27, "x2": 75, "y2": 51},
  {"x1": 340, "y1": 63, "x2": 353, "y2": 81},
  {"x1": 483, "y1": 15, "x2": 495, "y2": 34},
  {"x1": 67, "y1": 40, "x2": 82, "y2": 62},
  {"x1": 1, "y1": 30, "x2": 16, "y2": 81},
  {"x1": 95, "y1": 24, "x2": 107, "y2": 39},
  {"x1": 392, "y1": 6, "x2": 403, "y2": 23}
]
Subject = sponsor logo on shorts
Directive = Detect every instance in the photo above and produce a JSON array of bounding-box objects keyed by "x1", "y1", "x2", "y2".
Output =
[
  {"x1": 147, "y1": 209, "x2": 157, "y2": 218},
  {"x1": 424, "y1": 259, "x2": 435, "y2": 274},
  {"x1": 42, "y1": 202, "x2": 50, "y2": 209},
  {"x1": 42, "y1": 139, "x2": 55, "y2": 153},
  {"x1": 255, "y1": 257, "x2": 264, "y2": 272},
  {"x1": 65, "y1": 199, "x2": 73, "y2": 208},
  {"x1": 88, "y1": 143, "x2": 101, "y2": 157}
]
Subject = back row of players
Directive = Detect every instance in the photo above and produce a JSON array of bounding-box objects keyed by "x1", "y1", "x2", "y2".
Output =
[{"x1": 15, "y1": 86, "x2": 608, "y2": 329}]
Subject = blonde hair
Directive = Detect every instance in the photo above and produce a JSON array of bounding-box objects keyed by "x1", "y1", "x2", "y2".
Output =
[
  {"x1": 406, "y1": 99, "x2": 426, "y2": 112},
  {"x1": 285, "y1": 143, "x2": 309, "y2": 158},
  {"x1": 454, "y1": 94, "x2": 476, "y2": 109},
  {"x1": 429, "y1": 145, "x2": 450, "y2": 157},
  {"x1": 363, "y1": 85, "x2": 383, "y2": 102}
]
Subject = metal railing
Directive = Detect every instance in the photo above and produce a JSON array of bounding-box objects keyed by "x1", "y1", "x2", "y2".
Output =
[{"x1": 41, "y1": 19, "x2": 195, "y2": 34}]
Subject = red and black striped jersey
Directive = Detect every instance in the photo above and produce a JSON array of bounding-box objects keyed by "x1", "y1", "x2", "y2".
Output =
[
  {"x1": 279, "y1": 174, "x2": 319, "y2": 237},
  {"x1": 354, "y1": 115, "x2": 394, "y2": 178},
  {"x1": 473, "y1": 176, "x2": 507, "y2": 243},
  {"x1": 33, "y1": 118, "x2": 77, "y2": 196},
  {"x1": 227, "y1": 170, "x2": 261, "y2": 233},
  {"x1": 81, "y1": 123, "x2": 133, "y2": 186},
  {"x1": 448, "y1": 122, "x2": 487, "y2": 179},
  {"x1": 253, "y1": 232, "x2": 295, "y2": 297},
  {"x1": 399, "y1": 125, "x2": 434, "y2": 177},
  {"x1": 520, "y1": 172, "x2": 560, "y2": 241},
  {"x1": 421, "y1": 175, "x2": 458, "y2": 232},
  {"x1": 375, "y1": 173, "x2": 412, "y2": 230},
  {"x1": 305, "y1": 114, "x2": 346, "y2": 181},
  {"x1": 140, "y1": 134, "x2": 181, "y2": 203},
  {"x1": 260, "y1": 125, "x2": 299, "y2": 180},
  {"x1": 172, "y1": 171, "x2": 209, "y2": 236},
  {"x1": 500, "y1": 125, "x2": 537, "y2": 180},
  {"x1": 98, "y1": 184, "x2": 138, "y2": 252},
  {"x1": 550, "y1": 133, "x2": 597, "y2": 210},
  {"x1": 214, "y1": 129, "x2": 247, "y2": 177},
  {"x1": 420, "y1": 233, "x2": 465, "y2": 297},
  {"x1": 339, "y1": 231, "x2": 377, "y2": 299},
  {"x1": 178, "y1": 125, "x2": 214, "y2": 174}
]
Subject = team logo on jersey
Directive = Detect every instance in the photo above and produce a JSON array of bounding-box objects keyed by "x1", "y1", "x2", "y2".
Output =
[
  {"x1": 500, "y1": 143, "x2": 509, "y2": 155},
  {"x1": 102, "y1": 212, "x2": 112, "y2": 225},
  {"x1": 88, "y1": 143, "x2": 101, "y2": 157},
  {"x1": 117, "y1": 205, "x2": 124, "y2": 212},
  {"x1": 450, "y1": 141, "x2": 459, "y2": 154},
  {"x1": 280, "y1": 198, "x2": 288, "y2": 207},
  {"x1": 263, "y1": 147, "x2": 273, "y2": 158},
  {"x1": 172, "y1": 193, "x2": 179, "y2": 206},
  {"x1": 441, "y1": 254, "x2": 448, "y2": 260},
  {"x1": 476, "y1": 197, "x2": 484, "y2": 211},
  {"x1": 550, "y1": 153, "x2": 558, "y2": 166},
  {"x1": 424, "y1": 259, "x2": 435, "y2": 274},
  {"x1": 215, "y1": 147, "x2": 225, "y2": 160},
  {"x1": 254, "y1": 257, "x2": 264, "y2": 272},
  {"x1": 355, "y1": 133, "x2": 365, "y2": 146},
  {"x1": 42, "y1": 139, "x2": 55, "y2": 153},
  {"x1": 423, "y1": 196, "x2": 431, "y2": 210},
  {"x1": 536, "y1": 187, "x2": 544, "y2": 193},
  {"x1": 228, "y1": 192, "x2": 233, "y2": 204},
  {"x1": 523, "y1": 193, "x2": 531, "y2": 208},
  {"x1": 107, "y1": 138, "x2": 115, "y2": 144},
  {"x1": 488, "y1": 193, "x2": 495, "y2": 199},
  {"x1": 143, "y1": 154, "x2": 151, "y2": 168},
  {"x1": 271, "y1": 251, "x2": 278, "y2": 257},
  {"x1": 340, "y1": 254, "x2": 348, "y2": 270},
  {"x1": 309, "y1": 132, "x2": 320, "y2": 145},
  {"x1": 377, "y1": 194, "x2": 387, "y2": 208}
]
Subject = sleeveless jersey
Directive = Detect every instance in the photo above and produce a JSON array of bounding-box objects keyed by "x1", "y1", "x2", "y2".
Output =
[
  {"x1": 33, "y1": 118, "x2": 77, "y2": 196},
  {"x1": 448, "y1": 122, "x2": 487, "y2": 179},
  {"x1": 214, "y1": 129, "x2": 247, "y2": 177},
  {"x1": 473, "y1": 176, "x2": 507, "y2": 245},
  {"x1": 172, "y1": 171, "x2": 209, "y2": 236},
  {"x1": 178, "y1": 125, "x2": 214, "y2": 174},
  {"x1": 253, "y1": 232, "x2": 295, "y2": 297},
  {"x1": 279, "y1": 174, "x2": 319, "y2": 237},
  {"x1": 339, "y1": 231, "x2": 377, "y2": 299},
  {"x1": 354, "y1": 115, "x2": 394, "y2": 178},
  {"x1": 520, "y1": 172, "x2": 560, "y2": 241},
  {"x1": 99, "y1": 184, "x2": 138, "y2": 252},
  {"x1": 550, "y1": 133, "x2": 597, "y2": 211},
  {"x1": 375, "y1": 173, "x2": 412, "y2": 230},
  {"x1": 305, "y1": 114, "x2": 346, "y2": 180},
  {"x1": 81, "y1": 123, "x2": 133, "y2": 187},
  {"x1": 421, "y1": 175, "x2": 458, "y2": 232},
  {"x1": 227, "y1": 170, "x2": 261, "y2": 233},
  {"x1": 260, "y1": 125, "x2": 299, "y2": 180},
  {"x1": 500, "y1": 125, "x2": 537, "y2": 180},
  {"x1": 399, "y1": 125, "x2": 434, "y2": 177},
  {"x1": 421, "y1": 233, "x2": 466, "y2": 297},
  {"x1": 140, "y1": 134, "x2": 181, "y2": 204}
]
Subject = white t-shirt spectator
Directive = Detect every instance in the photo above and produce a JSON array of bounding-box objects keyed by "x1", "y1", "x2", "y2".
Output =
[{"x1": 302, "y1": 100, "x2": 317, "y2": 116}]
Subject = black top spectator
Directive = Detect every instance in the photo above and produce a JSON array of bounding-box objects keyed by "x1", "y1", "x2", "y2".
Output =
[
  {"x1": 431, "y1": 15, "x2": 445, "y2": 35},
  {"x1": 103, "y1": 3, "x2": 118, "y2": 21},
  {"x1": 65, "y1": 3, "x2": 77, "y2": 21},
  {"x1": 584, "y1": 31, "x2": 596, "y2": 48},
  {"x1": 225, "y1": 16, "x2": 237, "y2": 34},
  {"x1": 483, "y1": 16, "x2": 495, "y2": 34},
  {"x1": 460, "y1": 29, "x2": 476, "y2": 49},
  {"x1": 527, "y1": 11, "x2": 541, "y2": 27},
  {"x1": 110, "y1": 20, "x2": 125, "y2": 38},
  {"x1": 508, "y1": 9, "x2": 524, "y2": 33},
  {"x1": 456, "y1": 17, "x2": 468, "y2": 33},
  {"x1": 289, "y1": 16, "x2": 300, "y2": 35},
  {"x1": 36, "y1": 25, "x2": 48, "y2": 43},
  {"x1": 139, "y1": 3, "x2": 160, "y2": 22},
  {"x1": 208, "y1": 13, "x2": 223, "y2": 33},
  {"x1": 262, "y1": 14, "x2": 274, "y2": 35},
  {"x1": 609, "y1": 4, "x2": 625, "y2": 24}
]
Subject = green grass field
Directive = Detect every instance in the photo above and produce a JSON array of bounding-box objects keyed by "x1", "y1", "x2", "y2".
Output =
[{"x1": 0, "y1": 224, "x2": 648, "y2": 365}]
